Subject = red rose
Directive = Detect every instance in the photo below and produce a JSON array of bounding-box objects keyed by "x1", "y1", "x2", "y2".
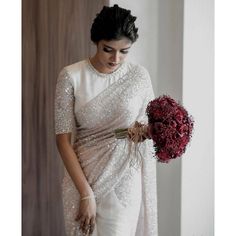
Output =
[{"x1": 157, "y1": 151, "x2": 170, "y2": 163}]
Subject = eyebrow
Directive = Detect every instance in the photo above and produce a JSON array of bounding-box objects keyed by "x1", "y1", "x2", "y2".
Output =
[{"x1": 103, "y1": 44, "x2": 131, "y2": 50}]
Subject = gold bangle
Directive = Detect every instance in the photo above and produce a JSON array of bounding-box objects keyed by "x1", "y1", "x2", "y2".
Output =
[{"x1": 80, "y1": 195, "x2": 94, "y2": 201}]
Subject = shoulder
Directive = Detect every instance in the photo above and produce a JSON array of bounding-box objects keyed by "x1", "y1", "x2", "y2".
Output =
[
  {"x1": 126, "y1": 62, "x2": 151, "y2": 84},
  {"x1": 126, "y1": 61, "x2": 150, "y2": 77},
  {"x1": 57, "y1": 60, "x2": 88, "y2": 88},
  {"x1": 63, "y1": 60, "x2": 87, "y2": 75},
  {"x1": 126, "y1": 62, "x2": 154, "y2": 94},
  {"x1": 60, "y1": 60, "x2": 87, "y2": 78}
]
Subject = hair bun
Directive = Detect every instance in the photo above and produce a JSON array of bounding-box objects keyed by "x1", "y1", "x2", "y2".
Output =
[{"x1": 91, "y1": 5, "x2": 139, "y2": 43}]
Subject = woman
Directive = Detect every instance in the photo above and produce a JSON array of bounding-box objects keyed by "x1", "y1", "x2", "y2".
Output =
[{"x1": 55, "y1": 4, "x2": 158, "y2": 236}]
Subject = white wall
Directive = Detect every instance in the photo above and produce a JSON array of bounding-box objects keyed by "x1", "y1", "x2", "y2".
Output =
[{"x1": 181, "y1": 0, "x2": 214, "y2": 235}]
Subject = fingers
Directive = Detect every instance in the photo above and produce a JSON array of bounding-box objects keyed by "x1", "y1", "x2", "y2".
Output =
[
  {"x1": 79, "y1": 216, "x2": 87, "y2": 231},
  {"x1": 89, "y1": 217, "x2": 96, "y2": 235},
  {"x1": 83, "y1": 217, "x2": 90, "y2": 232},
  {"x1": 77, "y1": 216, "x2": 95, "y2": 235}
]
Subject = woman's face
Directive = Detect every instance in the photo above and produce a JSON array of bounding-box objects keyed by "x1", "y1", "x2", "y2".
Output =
[{"x1": 93, "y1": 37, "x2": 132, "y2": 73}]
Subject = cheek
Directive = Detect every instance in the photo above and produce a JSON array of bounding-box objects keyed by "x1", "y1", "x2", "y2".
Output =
[{"x1": 99, "y1": 53, "x2": 109, "y2": 62}]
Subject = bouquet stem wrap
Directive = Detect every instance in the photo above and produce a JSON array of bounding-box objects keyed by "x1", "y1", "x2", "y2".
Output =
[
  {"x1": 114, "y1": 121, "x2": 151, "y2": 167},
  {"x1": 115, "y1": 121, "x2": 150, "y2": 142}
]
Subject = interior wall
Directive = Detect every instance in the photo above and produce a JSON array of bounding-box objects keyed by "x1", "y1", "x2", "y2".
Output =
[
  {"x1": 22, "y1": 1, "x2": 108, "y2": 235},
  {"x1": 181, "y1": 0, "x2": 214, "y2": 235}
]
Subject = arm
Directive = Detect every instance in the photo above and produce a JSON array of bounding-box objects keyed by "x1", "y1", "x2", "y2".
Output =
[
  {"x1": 56, "y1": 133, "x2": 93, "y2": 197},
  {"x1": 54, "y1": 68, "x2": 96, "y2": 234},
  {"x1": 56, "y1": 133, "x2": 96, "y2": 235}
]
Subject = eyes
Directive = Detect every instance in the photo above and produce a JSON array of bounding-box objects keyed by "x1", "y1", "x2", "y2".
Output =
[{"x1": 103, "y1": 47, "x2": 129, "y2": 54}]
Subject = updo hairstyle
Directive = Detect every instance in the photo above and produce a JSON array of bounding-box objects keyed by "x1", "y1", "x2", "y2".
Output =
[{"x1": 91, "y1": 4, "x2": 139, "y2": 43}]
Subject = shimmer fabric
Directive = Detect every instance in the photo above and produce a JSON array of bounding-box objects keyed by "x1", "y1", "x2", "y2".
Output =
[{"x1": 54, "y1": 59, "x2": 158, "y2": 236}]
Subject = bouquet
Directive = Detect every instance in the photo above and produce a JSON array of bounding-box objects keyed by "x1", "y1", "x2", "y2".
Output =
[{"x1": 115, "y1": 95, "x2": 194, "y2": 163}]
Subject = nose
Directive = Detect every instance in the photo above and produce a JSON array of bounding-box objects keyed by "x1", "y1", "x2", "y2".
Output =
[{"x1": 110, "y1": 52, "x2": 120, "y2": 63}]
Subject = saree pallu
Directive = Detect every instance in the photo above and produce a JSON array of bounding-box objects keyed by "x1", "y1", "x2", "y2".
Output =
[{"x1": 55, "y1": 62, "x2": 158, "y2": 236}]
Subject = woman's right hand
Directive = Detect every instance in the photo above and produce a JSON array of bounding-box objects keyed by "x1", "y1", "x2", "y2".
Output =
[
  {"x1": 56, "y1": 133, "x2": 96, "y2": 234},
  {"x1": 75, "y1": 194, "x2": 97, "y2": 235}
]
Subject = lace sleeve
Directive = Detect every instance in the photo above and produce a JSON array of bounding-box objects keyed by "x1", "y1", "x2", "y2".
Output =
[{"x1": 54, "y1": 69, "x2": 75, "y2": 135}]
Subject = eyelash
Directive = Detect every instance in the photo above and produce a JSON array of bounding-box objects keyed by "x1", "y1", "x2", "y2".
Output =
[{"x1": 103, "y1": 48, "x2": 129, "y2": 54}]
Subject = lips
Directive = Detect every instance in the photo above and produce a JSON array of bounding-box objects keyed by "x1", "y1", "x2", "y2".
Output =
[{"x1": 108, "y1": 62, "x2": 119, "y2": 67}]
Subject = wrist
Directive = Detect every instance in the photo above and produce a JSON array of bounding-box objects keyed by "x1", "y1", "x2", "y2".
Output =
[{"x1": 79, "y1": 187, "x2": 93, "y2": 198}]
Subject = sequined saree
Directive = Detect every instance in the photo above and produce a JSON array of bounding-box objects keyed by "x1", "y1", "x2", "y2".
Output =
[{"x1": 55, "y1": 60, "x2": 158, "y2": 236}]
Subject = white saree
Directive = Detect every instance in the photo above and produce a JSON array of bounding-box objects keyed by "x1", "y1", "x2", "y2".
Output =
[{"x1": 54, "y1": 59, "x2": 158, "y2": 236}]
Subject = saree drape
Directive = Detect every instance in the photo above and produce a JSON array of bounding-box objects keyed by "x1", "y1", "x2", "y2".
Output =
[{"x1": 55, "y1": 60, "x2": 158, "y2": 235}]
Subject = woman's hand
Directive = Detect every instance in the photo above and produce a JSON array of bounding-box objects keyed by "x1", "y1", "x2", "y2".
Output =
[
  {"x1": 128, "y1": 121, "x2": 150, "y2": 143},
  {"x1": 75, "y1": 195, "x2": 97, "y2": 235}
]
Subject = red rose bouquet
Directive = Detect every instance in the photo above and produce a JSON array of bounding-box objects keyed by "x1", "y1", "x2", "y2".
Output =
[{"x1": 115, "y1": 95, "x2": 194, "y2": 163}]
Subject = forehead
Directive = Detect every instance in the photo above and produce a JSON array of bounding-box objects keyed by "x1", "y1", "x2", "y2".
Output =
[{"x1": 100, "y1": 38, "x2": 132, "y2": 49}]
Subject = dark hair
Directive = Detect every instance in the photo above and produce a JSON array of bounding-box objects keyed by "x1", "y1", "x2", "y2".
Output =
[{"x1": 91, "y1": 4, "x2": 139, "y2": 43}]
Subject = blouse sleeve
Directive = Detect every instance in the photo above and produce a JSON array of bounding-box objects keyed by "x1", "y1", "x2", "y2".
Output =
[{"x1": 54, "y1": 68, "x2": 75, "y2": 135}]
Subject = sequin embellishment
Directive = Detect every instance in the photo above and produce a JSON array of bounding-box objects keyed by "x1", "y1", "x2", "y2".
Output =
[{"x1": 54, "y1": 69, "x2": 75, "y2": 134}]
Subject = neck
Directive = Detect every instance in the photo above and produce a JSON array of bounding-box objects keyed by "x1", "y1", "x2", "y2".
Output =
[{"x1": 89, "y1": 56, "x2": 108, "y2": 74}]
